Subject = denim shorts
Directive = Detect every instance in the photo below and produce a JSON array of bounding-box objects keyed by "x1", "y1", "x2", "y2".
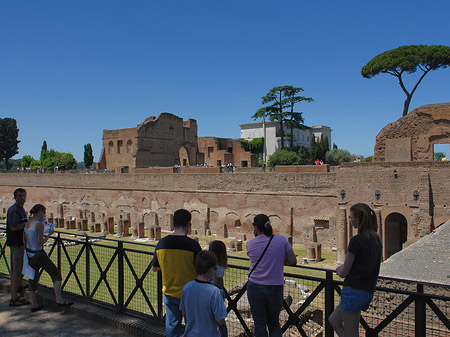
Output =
[{"x1": 339, "y1": 286, "x2": 373, "y2": 313}]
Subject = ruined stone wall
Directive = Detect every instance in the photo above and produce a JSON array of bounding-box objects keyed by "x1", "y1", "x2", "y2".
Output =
[
  {"x1": 0, "y1": 172, "x2": 338, "y2": 247},
  {"x1": 135, "y1": 113, "x2": 199, "y2": 167},
  {"x1": 100, "y1": 127, "x2": 137, "y2": 171},
  {"x1": 338, "y1": 162, "x2": 450, "y2": 257},
  {"x1": 374, "y1": 103, "x2": 450, "y2": 162},
  {"x1": 197, "y1": 137, "x2": 257, "y2": 168},
  {"x1": 1, "y1": 162, "x2": 448, "y2": 252}
]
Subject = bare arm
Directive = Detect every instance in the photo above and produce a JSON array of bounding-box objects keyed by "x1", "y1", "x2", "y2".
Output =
[
  {"x1": 336, "y1": 251, "x2": 355, "y2": 278},
  {"x1": 36, "y1": 222, "x2": 52, "y2": 247},
  {"x1": 151, "y1": 266, "x2": 161, "y2": 271},
  {"x1": 217, "y1": 319, "x2": 225, "y2": 326},
  {"x1": 284, "y1": 248, "x2": 297, "y2": 266}
]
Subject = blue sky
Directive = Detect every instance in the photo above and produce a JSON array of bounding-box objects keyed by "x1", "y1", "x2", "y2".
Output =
[{"x1": 1, "y1": 0, "x2": 450, "y2": 162}]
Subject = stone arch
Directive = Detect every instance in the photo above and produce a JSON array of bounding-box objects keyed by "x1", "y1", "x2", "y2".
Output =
[
  {"x1": 108, "y1": 141, "x2": 114, "y2": 154},
  {"x1": 126, "y1": 139, "x2": 133, "y2": 153},
  {"x1": 179, "y1": 146, "x2": 189, "y2": 166},
  {"x1": 385, "y1": 212, "x2": 408, "y2": 258},
  {"x1": 268, "y1": 214, "x2": 282, "y2": 233},
  {"x1": 190, "y1": 209, "x2": 202, "y2": 229}
]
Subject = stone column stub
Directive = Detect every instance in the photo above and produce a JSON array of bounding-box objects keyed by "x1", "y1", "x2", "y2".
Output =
[{"x1": 337, "y1": 206, "x2": 347, "y2": 265}]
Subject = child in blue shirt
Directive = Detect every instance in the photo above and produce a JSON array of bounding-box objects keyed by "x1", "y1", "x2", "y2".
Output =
[{"x1": 180, "y1": 251, "x2": 227, "y2": 337}]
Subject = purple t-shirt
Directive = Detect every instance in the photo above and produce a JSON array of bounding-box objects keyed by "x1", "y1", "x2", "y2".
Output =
[{"x1": 246, "y1": 234, "x2": 292, "y2": 285}]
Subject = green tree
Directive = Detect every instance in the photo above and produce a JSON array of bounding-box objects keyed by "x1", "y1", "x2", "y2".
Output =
[
  {"x1": 21, "y1": 155, "x2": 35, "y2": 168},
  {"x1": 253, "y1": 86, "x2": 312, "y2": 149},
  {"x1": 0, "y1": 118, "x2": 20, "y2": 170},
  {"x1": 39, "y1": 149, "x2": 77, "y2": 171},
  {"x1": 30, "y1": 159, "x2": 40, "y2": 170},
  {"x1": 40, "y1": 140, "x2": 48, "y2": 163},
  {"x1": 325, "y1": 149, "x2": 355, "y2": 166},
  {"x1": 83, "y1": 143, "x2": 94, "y2": 168},
  {"x1": 319, "y1": 136, "x2": 330, "y2": 160},
  {"x1": 284, "y1": 87, "x2": 313, "y2": 148},
  {"x1": 434, "y1": 151, "x2": 446, "y2": 161},
  {"x1": 267, "y1": 148, "x2": 300, "y2": 167},
  {"x1": 361, "y1": 45, "x2": 450, "y2": 116},
  {"x1": 296, "y1": 146, "x2": 313, "y2": 165}
]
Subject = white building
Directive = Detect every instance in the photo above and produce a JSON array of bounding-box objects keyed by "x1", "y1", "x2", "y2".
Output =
[{"x1": 240, "y1": 121, "x2": 332, "y2": 158}]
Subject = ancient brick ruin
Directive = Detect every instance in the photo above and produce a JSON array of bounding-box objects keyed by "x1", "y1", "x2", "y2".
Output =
[
  {"x1": 97, "y1": 112, "x2": 257, "y2": 172},
  {"x1": 374, "y1": 103, "x2": 450, "y2": 162}
]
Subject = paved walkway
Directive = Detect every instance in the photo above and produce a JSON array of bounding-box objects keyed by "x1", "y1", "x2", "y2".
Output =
[
  {"x1": 0, "y1": 275, "x2": 164, "y2": 337},
  {"x1": 0, "y1": 291, "x2": 133, "y2": 337}
]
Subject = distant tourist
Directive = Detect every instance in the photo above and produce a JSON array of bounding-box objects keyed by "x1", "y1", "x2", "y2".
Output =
[
  {"x1": 6, "y1": 188, "x2": 29, "y2": 307},
  {"x1": 24, "y1": 204, "x2": 72, "y2": 311},
  {"x1": 180, "y1": 251, "x2": 227, "y2": 336},
  {"x1": 329, "y1": 203, "x2": 382, "y2": 337},
  {"x1": 315, "y1": 159, "x2": 320, "y2": 165},
  {"x1": 151, "y1": 209, "x2": 202, "y2": 337},
  {"x1": 209, "y1": 240, "x2": 229, "y2": 336},
  {"x1": 246, "y1": 214, "x2": 297, "y2": 337}
]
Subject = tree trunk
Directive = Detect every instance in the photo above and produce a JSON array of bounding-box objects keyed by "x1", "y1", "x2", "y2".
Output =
[
  {"x1": 290, "y1": 126, "x2": 294, "y2": 149},
  {"x1": 403, "y1": 95, "x2": 412, "y2": 116}
]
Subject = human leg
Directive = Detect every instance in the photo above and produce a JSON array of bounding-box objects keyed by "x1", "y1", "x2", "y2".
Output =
[
  {"x1": 329, "y1": 306, "x2": 345, "y2": 336},
  {"x1": 10, "y1": 246, "x2": 24, "y2": 301},
  {"x1": 331, "y1": 286, "x2": 369, "y2": 337},
  {"x1": 247, "y1": 281, "x2": 268, "y2": 337},
  {"x1": 265, "y1": 285, "x2": 283, "y2": 337},
  {"x1": 164, "y1": 294, "x2": 182, "y2": 337},
  {"x1": 40, "y1": 255, "x2": 65, "y2": 303},
  {"x1": 341, "y1": 309, "x2": 361, "y2": 337}
]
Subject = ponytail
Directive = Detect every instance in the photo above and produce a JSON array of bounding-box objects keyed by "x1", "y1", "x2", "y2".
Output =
[{"x1": 253, "y1": 214, "x2": 273, "y2": 237}]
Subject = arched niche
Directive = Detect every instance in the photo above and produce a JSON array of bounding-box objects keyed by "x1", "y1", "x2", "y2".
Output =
[
  {"x1": 179, "y1": 146, "x2": 189, "y2": 166},
  {"x1": 385, "y1": 212, "x2": 408, "y2": 258}
]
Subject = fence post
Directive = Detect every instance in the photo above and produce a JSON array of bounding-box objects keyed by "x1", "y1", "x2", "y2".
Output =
[
  {"x1": 118, "y1": 241, "x2": 124, "y2": 312},
  {"x1": 57, "y1": 232, "x2": 61, "y2": 271},
  {"x1": 325, "y1": 270, "x2": 335, "y2": 337},
  {"x1": 85, "y1": 235, "x2": 90, "y2": 299},
  {"x1": 415, "y1": 283, "x2": 426, "y2": 337},
  {"x1": 157, "y1": 270, "x2": 163, "y2": 319}
]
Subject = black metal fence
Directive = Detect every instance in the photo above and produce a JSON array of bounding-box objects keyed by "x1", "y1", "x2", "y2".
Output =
[{"x1": 1, "y1": 232, "x2": 449, "y2": 337}]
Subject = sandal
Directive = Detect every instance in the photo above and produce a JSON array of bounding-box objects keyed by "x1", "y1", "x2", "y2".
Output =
[
  {"x1": 57, "y1": 300, "x2": 73, "y2": 307},
  {"x1": 9, "y1": 297, "x2": 31, "y2": 307}
]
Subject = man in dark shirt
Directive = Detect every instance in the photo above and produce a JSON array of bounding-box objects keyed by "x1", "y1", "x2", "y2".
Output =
[{"x1": 6, "y1": 188, "x2": 29, "y2": 306}]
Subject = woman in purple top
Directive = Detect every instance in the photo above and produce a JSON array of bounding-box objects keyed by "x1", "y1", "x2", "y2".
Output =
[
  {"x1": 246, "y1": 214, "x2": 297, "y2": 337},
  {"x1": 329, "y1": 203, "x2": 382, "y2": 337}
]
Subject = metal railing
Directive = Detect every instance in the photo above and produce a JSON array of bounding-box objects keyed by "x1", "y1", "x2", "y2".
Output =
[{"x1": 1, "y1": 232, "x2": 449, "y2": 337}]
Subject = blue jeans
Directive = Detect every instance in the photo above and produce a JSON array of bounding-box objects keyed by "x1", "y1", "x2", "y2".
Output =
[
  {"x1": 164, "y1": 294, "x2": 182, "y2": 337},
  {"x1": 247, "y1": 281, "x2": 283, "y2": 337}
]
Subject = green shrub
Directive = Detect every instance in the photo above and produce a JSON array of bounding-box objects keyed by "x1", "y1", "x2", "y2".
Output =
[
  {"x1": 325, "y1": 149, "x2": 355, "y2": 166},
  {"x1": 268, "y1": 149, "x2": 301, "y2": 167}
]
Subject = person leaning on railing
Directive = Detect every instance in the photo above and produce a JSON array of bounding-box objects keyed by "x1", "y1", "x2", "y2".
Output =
[
  {"x1": 329, "y1": 203, "x2": 382, "y2": 337},
  {"x1": 246, "y1": 214, "x2": 297, "y2": 337},
  {"x1": 23, "y1": 204, "x2": 73, "y2": 312}
]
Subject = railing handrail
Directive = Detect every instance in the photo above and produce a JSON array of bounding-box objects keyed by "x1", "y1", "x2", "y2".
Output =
[
  {"x1": 2, "y1": 232, "x2": 449, "y2": 336},
  {"x1": 51, "y1": 229, "x2": 450, "y2": 290}
]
